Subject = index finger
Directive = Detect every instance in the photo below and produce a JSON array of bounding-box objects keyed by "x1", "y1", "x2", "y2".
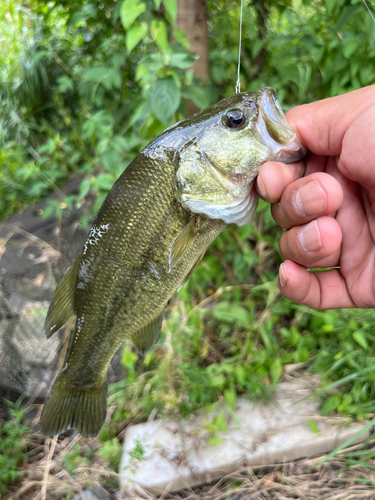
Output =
[
  {"x1": 286, "y1": 85, "x2": 375, "y2": 156},
  {"x1": 256, "y1": 160, "x2": 305, "y2": 203}
]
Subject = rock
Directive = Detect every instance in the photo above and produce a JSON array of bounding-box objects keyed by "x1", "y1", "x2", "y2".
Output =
[
  {"x1": 0, "y1": 177, "x2": 124, "y2": 401},
  {"x1": 119, "y1": 376, "x2": 370, "y2": 494},
  {"x1": 80, "y1": 483, "x2": 116, "y2": 500},
  {"x1": 0, "y1": 297, "x2": 64, "y2": 397}
]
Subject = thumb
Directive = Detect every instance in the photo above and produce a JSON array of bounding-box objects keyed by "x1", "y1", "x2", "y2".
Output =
[{"x1": 285, "y1": 85, "x2": 375, "y2": 157}]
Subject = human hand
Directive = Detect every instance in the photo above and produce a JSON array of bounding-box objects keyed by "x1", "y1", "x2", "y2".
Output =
[{"x1": 256, "y1": 85, "x2": 375, "y2": 310}]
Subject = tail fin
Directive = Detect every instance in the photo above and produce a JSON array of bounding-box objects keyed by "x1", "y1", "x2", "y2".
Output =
[{"x1": 40, "y1": 370, "x2": 107, "y2": 438}]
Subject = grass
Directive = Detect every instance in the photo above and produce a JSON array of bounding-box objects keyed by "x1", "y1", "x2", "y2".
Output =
[
  {"x1": 0, "y1": 398, "x2": 28, "y2": 496},
  {"x1": 7, "y1": 429, "x2": 375, "y2": 499}
]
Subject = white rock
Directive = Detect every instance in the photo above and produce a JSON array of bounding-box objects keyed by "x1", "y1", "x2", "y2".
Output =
[
  {"x1": 120, "y1": 376, "x2": 370, "y2": 494},
  {"x1": 0, "y1": 299, "x2": 61, "y2": 397}
]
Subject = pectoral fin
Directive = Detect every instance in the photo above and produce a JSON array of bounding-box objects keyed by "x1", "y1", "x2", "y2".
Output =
[
  {"x1": 45, "y1": 255, "x2": 81, "y2": 338},
  {"x1": 169, "y1": 218, "x2": 197, "y2": 272},
  {"x1": 177, "y1": 251, "x2": 205, "y2": 291},
  {"x1": 131, "y1": 309, "x2": 165, "y2": 354}
]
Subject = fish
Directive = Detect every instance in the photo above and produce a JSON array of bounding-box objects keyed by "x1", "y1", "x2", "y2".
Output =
[{"x1": 40, "y1": 87, "x2": 305, "y2": 437}]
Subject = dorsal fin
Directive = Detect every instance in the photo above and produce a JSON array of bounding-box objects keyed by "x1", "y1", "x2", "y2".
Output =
[
  {"x1": 169, "y1": 217, "x2": 197, "y2": 272},
  {"x1": 45, "y1": 255, "x2": 81, "y2": 338},
  {"x1": 130, "y1": 309, "x2": 165, "y2": 354}
]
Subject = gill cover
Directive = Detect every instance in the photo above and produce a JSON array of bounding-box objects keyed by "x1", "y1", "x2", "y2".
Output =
[{"x1": 176, "y1": 87, "x2": 305, "y2": 226}]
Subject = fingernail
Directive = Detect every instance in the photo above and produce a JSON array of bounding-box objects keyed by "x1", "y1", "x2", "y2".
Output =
[
  {"x1": 257, "y1": 173, "x2": 267, "y2": 199},
  {"x1": 279, "y1": 263, "x2": 288, "y2": 287},
  {"x1": 298, "y1": 220, "x2": 322, "y2": 252},
  {"x1": 295, "y1": 181, "x2": 326, "y2": 216}
]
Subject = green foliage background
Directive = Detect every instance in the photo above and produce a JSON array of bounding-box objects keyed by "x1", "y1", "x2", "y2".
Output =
[
  {"x1": 2, "y1": 0, "x2": 375, "y2": 220},
  {"x1": 1, "y1": 0, "x2": 375, "y2": 490}
]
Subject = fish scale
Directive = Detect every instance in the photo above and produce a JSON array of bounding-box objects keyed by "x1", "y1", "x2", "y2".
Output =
[{"x1": 40, "y1": 88, "x2": 305, "y2": 437}]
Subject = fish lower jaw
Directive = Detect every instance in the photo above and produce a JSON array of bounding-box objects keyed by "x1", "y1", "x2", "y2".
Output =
[
  {"x1": 273, "y1": 135, "x2": 307, "y2": 163},
  {"x1": 182, "y1": 182, "x2": 259, "y2": 227}
]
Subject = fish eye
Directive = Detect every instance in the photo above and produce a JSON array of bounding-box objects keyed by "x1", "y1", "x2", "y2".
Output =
[{"x1": 223, "y1": 109, "x2": 247, "y2": 129}]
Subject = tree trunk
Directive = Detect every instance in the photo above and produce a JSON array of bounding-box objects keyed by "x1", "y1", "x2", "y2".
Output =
[
  {"x1": 254, "y1": 0, "x2": 270, "y2": 75},
  {"x1": 177, "y1": 0, "x2": 209, "y2": 83}
]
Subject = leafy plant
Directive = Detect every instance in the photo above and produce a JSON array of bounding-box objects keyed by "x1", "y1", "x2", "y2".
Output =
[{"x1": 0, "y1": 399, "x2": 28, "y2": 495}]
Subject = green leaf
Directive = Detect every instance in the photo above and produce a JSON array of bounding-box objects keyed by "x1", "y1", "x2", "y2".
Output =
[
  {"x1": 106, "y1": 68, "x2": 122, "y2": 89},
  {"x1": 94, "y1": 173, "x2": 117, "y2": 191},
  {"x1": 307, "y1": 419, "x2": 319, "y2": 434},
  {"x1": 32, "y1": 50, "x2": 50, "y2": 63},
  {"x1": 212, "y1": 302, "x2": 250, "y2": 326},
  {"x1": 120, "y1": 0, "x2": 146, "y2": 30},
  {"x1": 163, "y1": 0, "x2": 177, "y2": 23},
  {"x1": 69, "y1": 11, "x2": 85, "y2": 26},
  {"x1": 151, "y1": 77, "x2": 180, "y2": 122},
  {"x1": 211, "y1": 374, "x2": 226, "y2": 389},
  {"x1": 214, "y1": 409, "x2": 227, "y2": 431},
  {"x1": 57, "y1": 76, "x2": 74, "y2": 93},
  {"x1": 325, "y1": 0, "x2": 336, "y2": 14},
  {"x1": 126, "y1": 22, "x2": 148, "y2": 53},
  {"x1": 353, "y1": 331, "x2": 368, "y2": 349},
  {"x1": 150, "y1": 20, "x2": 169, "y2": 53},
  {"x1": 140, "y1": 53, "x2": 165, "y2": 71},
  {"x1": 94, "y1": 191, "x2": 107, "y2": 213},
  {"x1": 251, "y1": 39, "x2": 264, "y2": 59},
  {"x1": 79, "y1": 178, "x2": 92, "y2": 199},
  {"x1": 84, "y1": 67, "x2": 121, "y2": 89},
  {"x1": 343, "y1": 39, "x2": 359, "y2": 58},
  {"x1": 321, "y1": 394, "x2": 340, "y2": 415},
  {"x1": 170, "y1": 53, "x2": 195, "y2": 69},
  {"x1": 234, "y1": 365, "x2": 246, "y2": 385},
  {"x1": 122, "y1": 347, "x2": 138, "y2": 369},
  {"x1": 270, "y1": 358, "x2": 282, "y2": 384},
  {"x1": 182, "y1": 86, "x2": 209, "y2": 109},
  {"x1": 208, "y1": 436, "x2": 224, "y2": 446},
  {"x1": 111, "y1": 52, "x2": 126, "y2": 68},
  {"x1": 101, "y1": 149, "x2": 121, "y2": 173},
  {"x1": 224, "y1": 389, "x2": 236, "y2": 409},
  {"x1": 173, "y1": 28, "x2": 190, "y2": 49},
  {"x1": 82, "y1": 3, "x2": 97, "y2": 18},
  {"x1": 153, "y1": 0, "x2": 162, "y2": 8},
  {"x1": 84, "y1": 67, "x2": 108, "y2": 82}
]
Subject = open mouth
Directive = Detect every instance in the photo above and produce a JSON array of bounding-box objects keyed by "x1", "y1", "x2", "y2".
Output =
[{"x1": 254, "y1": 88, "x2": 306, "y2": 164}]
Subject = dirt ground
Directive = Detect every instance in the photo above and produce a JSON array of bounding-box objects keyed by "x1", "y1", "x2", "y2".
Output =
[{"x1": 9, "y1": 425, "x2": 375, "y2": 500}]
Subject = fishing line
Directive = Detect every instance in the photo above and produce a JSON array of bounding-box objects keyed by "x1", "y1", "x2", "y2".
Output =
[
  {"x1": 363, "y1": 0, "x2": 375, "y2": 24},
  {"x1": 235, "y1": 0, "x2": 244, "y2": 94}
]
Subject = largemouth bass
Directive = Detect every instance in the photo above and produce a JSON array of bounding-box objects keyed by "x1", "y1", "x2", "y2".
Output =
[{"x1": 41, "y1": 88, "x2": 305, "y2": 437}]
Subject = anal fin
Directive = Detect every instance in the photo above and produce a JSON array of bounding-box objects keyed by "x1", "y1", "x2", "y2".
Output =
[
  {"x1": 45, "y1": 255, "x2": 81, "y2": 338},
  {"x1": 130, "y1": 309, "x2": 165, "y2": 354}
]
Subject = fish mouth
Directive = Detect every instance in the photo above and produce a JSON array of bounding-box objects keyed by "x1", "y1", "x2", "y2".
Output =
[{"x1": 254, "y1": 87, "x2": 306, "y2": 164}]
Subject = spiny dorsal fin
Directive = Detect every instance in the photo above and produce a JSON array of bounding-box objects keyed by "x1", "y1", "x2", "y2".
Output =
[
  {"x1": 169, "y1": 217, "x2": 197, "y2": 272},
  {"x1": 131, "y1": 309, "x2": 165, "y2": 354},
  {"x1": 45, "y1": 255, "x2": 81, "y2": 338}
]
